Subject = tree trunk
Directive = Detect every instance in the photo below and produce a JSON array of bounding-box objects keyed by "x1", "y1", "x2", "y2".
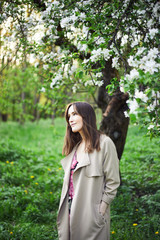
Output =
[
  {"x1": 19, "y1": 91, "x2": 25, "y2": 125},
  {"x1": 97, "y1": 60, "x2": 129, "y2": 160},
  {"x1": 33, "y1": 92, "x2": 40, "y2": 122},
  {"x1": 1, "y1": 113, "x2": 8, "y2": 122},
  {"x1": 12, "y1": 99, "x2": 16, "y2": 121}
]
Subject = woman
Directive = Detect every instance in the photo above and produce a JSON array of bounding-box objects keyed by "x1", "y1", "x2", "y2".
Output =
[{"x1": 57, "y1": 102, "x2": 120, "y2": 240}]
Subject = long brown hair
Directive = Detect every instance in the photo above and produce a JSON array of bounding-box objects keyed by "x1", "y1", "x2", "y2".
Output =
[{"x1": 62, "y1": 102, "x2": 101, "y2": 155}]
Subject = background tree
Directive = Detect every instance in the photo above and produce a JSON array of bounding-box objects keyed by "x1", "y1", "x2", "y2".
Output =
[{"x1": 0, "y1": 0, "x2": 159, "y2": 158}]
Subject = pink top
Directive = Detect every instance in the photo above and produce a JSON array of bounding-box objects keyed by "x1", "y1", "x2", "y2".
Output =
[{"x1": 68, "y1": 152, "x2": 78, "y2": 212}]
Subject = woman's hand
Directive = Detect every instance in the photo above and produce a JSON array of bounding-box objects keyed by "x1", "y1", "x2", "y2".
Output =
[{"x1": 99, "y1": 201, "x2": 108, "y2": 216}]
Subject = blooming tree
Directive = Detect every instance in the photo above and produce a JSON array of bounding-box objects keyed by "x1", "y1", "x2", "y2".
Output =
[{"x1": 1, "y1": 0, "x2": 159, "y2": 158}]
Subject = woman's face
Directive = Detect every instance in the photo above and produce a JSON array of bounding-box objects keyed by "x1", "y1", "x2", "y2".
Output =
[{"x1": 68, "y1": 105, "x2": 83, "y2": 134}]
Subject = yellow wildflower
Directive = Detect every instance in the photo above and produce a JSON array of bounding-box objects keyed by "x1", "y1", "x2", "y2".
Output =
[
  {"x1": 50, "y1": 192, "x2": 53, "y2": 194},
  {"x1": 59, "y1": 167, "x2": 62, "y2": 170},
  {"x1": 136, "y1": 209, "x2": 138, "y2": 211},
  {"x1": 133, "y1": 223, "x2": 138, "y2": 226},
  {"x1": 48, "y1": 168, "x2": 51, "y2": 171},
  {"x1": 6, "y1": 161, "x2": 9, "y2": 164},
  {"x1": 155, "y1": 231, "x2": 159, "y2": 234},
  {"x1": 111, "y1": 231, "x2": 115, "y2": 234},
  {"x1": 35, "y1": 182, "x2": 38, "y2": 185},
  {"x1": 30, "y1": 176, "x2": 34, "y2": 179},
  {"x1": 24, "y1": 190, "x2": 28, "y2": 194},
  {"x1": 10, "y1": 232, "x2": 13, "y2": 235},
  {"x1": 10, "y1": 162, "x2": 14, "y2": 165}
]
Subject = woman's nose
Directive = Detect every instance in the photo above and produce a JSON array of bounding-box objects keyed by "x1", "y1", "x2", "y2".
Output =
[{"x1": 69, "y1": 115, "x2": 73, "y2": 122}]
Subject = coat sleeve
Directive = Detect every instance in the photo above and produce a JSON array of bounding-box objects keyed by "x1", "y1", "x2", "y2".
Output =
[{"x1": 101, "y1": 137, "x2": 120, "y2": 205}]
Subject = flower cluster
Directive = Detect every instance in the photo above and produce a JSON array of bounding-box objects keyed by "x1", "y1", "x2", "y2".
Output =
[
  {"x1": 127, "y1": 47, "x2": 159, "y2": 75},
  {"x1": 1, "y1": 0, "x2": 159, "y2": 134},
  {"x1": 90, "y1": 48, "x2": 111, "y2": 62}
]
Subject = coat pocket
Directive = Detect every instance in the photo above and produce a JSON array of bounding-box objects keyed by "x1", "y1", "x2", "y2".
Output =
[{"x1": 94, "y1": 204, "x2": 107, "y2": 228}]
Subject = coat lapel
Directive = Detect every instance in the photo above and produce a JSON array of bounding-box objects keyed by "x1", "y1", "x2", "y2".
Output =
[
  {"x1": 59, "y1": 145, "x2": 91, "y2": 212},
  {"x1": 59, "y1": 147, "x2": 77, "y2": 211},
  {"x1": 75, "y1": 151, "x2": 90, "y2": 171},
  {"x1": 61, "y1": 148, "x2": 76, "y2": 173}
]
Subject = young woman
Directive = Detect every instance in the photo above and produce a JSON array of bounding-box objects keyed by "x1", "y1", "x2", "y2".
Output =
[{"x1": 57, "y1": 102, "x2": 120, "y2": 240}]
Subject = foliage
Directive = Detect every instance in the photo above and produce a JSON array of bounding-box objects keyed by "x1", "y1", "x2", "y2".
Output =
[
  {"x1": 0, "y1": 0, "x2": 159, "y2": 134},
  {"x1": 0, "y1": 65, "x2": 91, "y2": 121},
  {"x1": 0, "y1": 66, "x2": 40, "y2": 121},
  {"x1": 0, "y1": 119, "x2": 160, "y2": 239}
]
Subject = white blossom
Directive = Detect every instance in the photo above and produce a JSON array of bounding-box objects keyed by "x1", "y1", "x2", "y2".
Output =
[
  {"x1": 34, "y1": 62, "x2": 39, "y2": 67},
  {"x1": 84, "y1": 79, "x2": 103, "y2": 87},
  {"x1": 148, "y1": 28, "x2": 158, "y2": 39},
  {"x1": 60, "y1": 17, "x2": 71, "y2": 28},
  {"x1": 126, "y1": 69, "x2": 139, "y2": 81},
  {"x1": 52, "y1": 0, "x2": 59, "y2": 6},
  {"x1": 137, "y1": 10, "x2": 146, "y2": 15},
  {"x1": 134, "y1": 90, "x2": 148, "y2": 102},
  {"x1": 96, "y1": 80, "x2": 103, "y2": 87},
  {"x1": 147, "y1": 103, "x2": 156, "y2": 112},
  {"x1": 153, "y1": 2, "x2": 160, "y2": 18},
  {"x1": 43, "y1": 64, "x2": 49, "y2": 70},
  {"x1": 127, "y1": 99, "x2": 139, "y2": 114},
  {"x1": 84, "y1": 80, "x2": 94, "y2": 86},
  {"x1": 83, "y1": 0, "x2": 93, "y2": 6},
  {"x1": 90, "y1": 48, "x2": 111, "y2": 62},
  {"x1": 112, "y1": 57, "x2": 120, "y2": 69},
  {"x1": 50, "y1": 81, "x2": 55, "y2": 89},
  {"x1": 72, "y1": 84, "x2": 78, "y2": 93},
  {"x1": 128, "y1": 56, "x2": 139, "y2": 68},
  {"x1": 82, "y1": 25, "x2": 89, "y2": 37},
  {"x1": 68, "y1": 65, "x2": 77, "y2": 75},
  {"x1": 83, "y1": 59, "x2": 89, "y2": 64},
  {"x1": 131, "y1": 34, "x2": 141, "y2": 47},
  {"x1": 151, "y1": 90, "x2": 160, "y2": 98},
  {"x1": 103, "y1": 49, "x2": 110, "y2": 61},
  {"x1": 90, "y1": 48, "x2": 102, "y2": 62},
  {"x1": 124, "y1": 111, "x2": 129, "y2": 118},
  {"x1": 94, "y1": 36, "x2": 105, "y2": 45},
  {"x1": 40, "y1": 87, "x2": 46, "y2": 92},
  {"x1": 77, "y1": 43, "x2": 88, "y2": 51},
  {"x1": 79, "y1": 12, "x2": 86, "y2": 19},
  {"x1": 148, "y1": 124, "x2": 154, "y2": 130},
  {"x1": 121, "y1": 35, "x2": 128, "y2": 46},
  {"x1": 145, "y1": 59, "x2": 159, "y2": 74},
  {"x1": 147, "y1": 19, "x2": 154, "y2": 28},
  {"x1": 148, "y1": 48, "x2": 159, "y2": 58},
  {"x1": 70, "y1": 14, "x2": 78, "y2": 22},
  {"x1": 50, "y1": 73, "x2": 63, "y2": 88},
  {"x1": 120, "y1": 85, "x2": 125, "y2": 92},
  {"x1": 136, "y1": 47, "x2": 146, "y2": 56},
  {"x1": 96, "y1": 72, "x2": 102, "y2": 78},
  {"x1": 116, "y1": 31, "x2": 122, "y2": 39}
]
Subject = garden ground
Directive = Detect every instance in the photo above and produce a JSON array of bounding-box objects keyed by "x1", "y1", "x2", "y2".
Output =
[{"x1": 0, "y1": 119, "x2": 160, "y2": 240}]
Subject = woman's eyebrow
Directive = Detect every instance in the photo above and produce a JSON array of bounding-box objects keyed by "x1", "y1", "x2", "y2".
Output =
[{"x1": 68, "y1": 110, "x2": 76, "y2": 117}]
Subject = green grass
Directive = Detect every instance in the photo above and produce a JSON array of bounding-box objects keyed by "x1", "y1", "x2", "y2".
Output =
[{"x1": 0, "y1": 119, "x2": 160, "y2": 240}]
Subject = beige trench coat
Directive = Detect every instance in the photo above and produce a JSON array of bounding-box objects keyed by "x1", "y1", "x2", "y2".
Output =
[{"x1": 57, "y1": 134, "x2": 120, "y2": 240}]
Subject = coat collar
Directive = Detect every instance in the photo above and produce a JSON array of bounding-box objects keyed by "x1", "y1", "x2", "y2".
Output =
[
  {"x1": 61, "y1": 143, "x2": 91, "y2": 173},
  {"x1": 61, "y1": 145, "x2": 77, "y2": 172},
  {"x1": 75, "y1": 151, "x2": 90, "y2": 171}
]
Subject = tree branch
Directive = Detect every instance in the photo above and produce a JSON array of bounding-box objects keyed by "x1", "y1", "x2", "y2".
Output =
[{"x1": 109, "y1": 0, "x2": 135, "y2": 47}]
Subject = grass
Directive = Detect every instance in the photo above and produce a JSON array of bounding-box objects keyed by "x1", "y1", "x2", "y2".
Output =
[{"x1": 0, "y1": 119, "x2": 160, "y2": 239}]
